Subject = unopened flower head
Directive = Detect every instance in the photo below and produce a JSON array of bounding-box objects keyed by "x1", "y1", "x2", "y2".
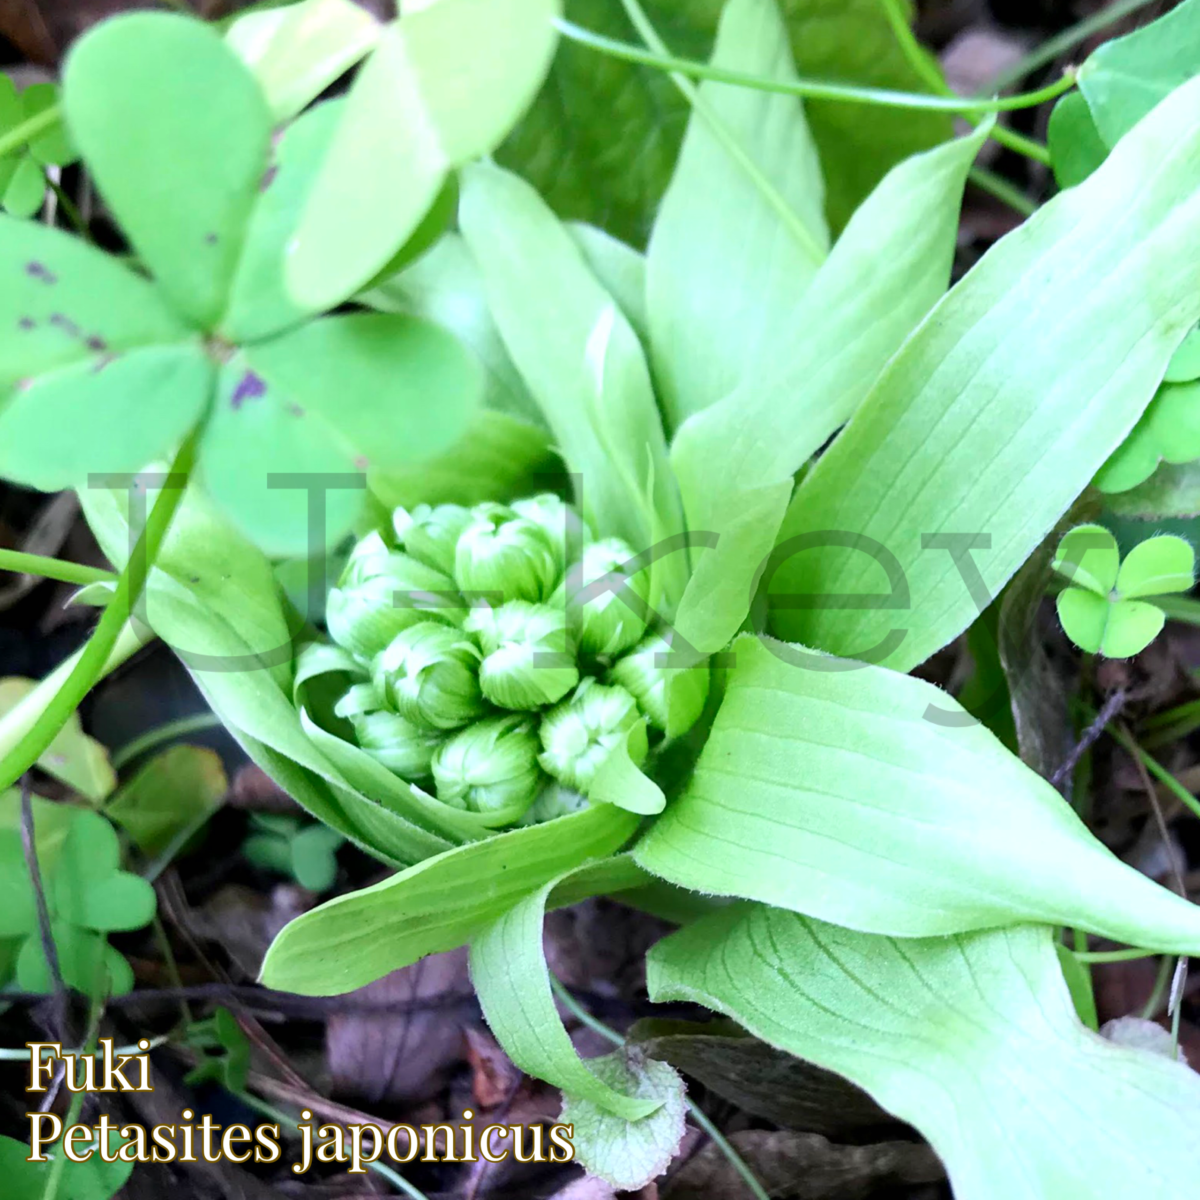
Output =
[
  {"x1": 538, "y1": 678, "x2": 648, "y2": 793},
  {"x1": 394, "y1": 503, "x2": 474, "y2": 576},
  {"x1": 335, "y1": 683, "x2": 445, "y2": 779},
  {"x1": 375, "y1": 622, "x2": 485, "y2": 730},
  {"x1": 455, "y1": 503, "x2": 562, "y2": 604},
  {"x1": 467, "y1": 601, "x2": 580, "y2": 710},
  {"x1": 326, "y1": 546, "x2": 457, "y2": 660},
  {"x1": 432, "y1": 714, "x2": 544, "y2": 817},
  {"x1": 608, "y1": 630, "x2": 709, "y2": 734},
  {"x1": 559, "y1": 537, "x2": 649, "y2": 658},
  {"x1": 511, "y1": 493, "x2": 584, "y2": 563}
]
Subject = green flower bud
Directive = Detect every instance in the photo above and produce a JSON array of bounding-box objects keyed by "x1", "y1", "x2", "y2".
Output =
[
  {"x1": 455, "y1": 503, "x2": 561, "y2": 604},
  {"x1": 609, "y1": 632, "x2": 709, "y2": 735},
  {"x1": 393, "y1": 503, "x2": 473, "y2": 576},
  {"x1": 327, "y1": 542, "x2": 457, "y2": 661},
  {"x1": 334, "y1": 681, "x2": 443, "y2": 778},
  {"x1": 538, "y1": 679, "x2": 648, "y2": 793},
  {"x1": 375, "y1": 623, "x2": 485, "y2": 730},
  {"x1": 559, "y1": 538, "x2": 649, "y2": 658},
  {"x1": 519, "y1": 782, "x2": 589, "y2": 826},
  {"x1": 511, "y1": 493, "x2": 582, "y2": 563},
  {"x1": 466, "y1": 601, "x2": 580, "y2": 710},
  {"x1": 432, "y1": 714, "x2": 544, "y2": 817}
]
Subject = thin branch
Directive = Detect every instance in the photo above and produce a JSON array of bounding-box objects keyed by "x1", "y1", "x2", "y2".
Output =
[
  {"x1": 20, "y1": 775, "x2": 67, "y2": 1045},
  {"x1": 1051, "y1": 689, "x2": 1126, "y2": 787}
]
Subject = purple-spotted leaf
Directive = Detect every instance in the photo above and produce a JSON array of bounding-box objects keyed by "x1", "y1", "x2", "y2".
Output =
[
  {"x1": 63, "y1": 12, "x2": 271, "y2": 328},
  {"x1": 287, "y1": 0, "x2": 562, "y2": 311},
  {"x1": 0, "y1": 343, "x2": 212, "y2": 491},
  {"x1": 200, "y1": 312, "x2": 481, "y2": 554},
  {"x1": 221, "y1": 100, "x2": 342, "y2": 344}
]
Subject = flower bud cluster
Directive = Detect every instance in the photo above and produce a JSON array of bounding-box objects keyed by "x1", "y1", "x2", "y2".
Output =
[{"x1": 323, "y1": 495, "x2": 707, "y2": 823}]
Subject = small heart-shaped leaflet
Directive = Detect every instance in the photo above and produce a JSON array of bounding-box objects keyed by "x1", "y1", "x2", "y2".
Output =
[
  {"x1": 16, "y1": 919, "x2": 135, "y2": 997},
  {"x1": 1051, "y1": 523, "x2": 1119, "y2": 595},
  {"x1": 0, "y1": 829, "x2": 36, "y2": 938},
  {"x1": 225, "y1": 0, "x2": 381, "y2": 124},
  {"x1": 286, "y1": 0, "x2": 563, "y2": 310},
  {"x1": 63, "y1": 12, "x2": 272, "y2": 328},
  {"x1": 1115, "y1": 533, "x2": 1196, "y2": 598},
  {"x1": 0, "y1": 78, "x2": 76, "y2": 219},
  {"x1": 1096, "y1": 380, "x2": 1200, "y2": 493},
  {"x1": 50, "y1": 811, "x2": 157, "y2": 933}
]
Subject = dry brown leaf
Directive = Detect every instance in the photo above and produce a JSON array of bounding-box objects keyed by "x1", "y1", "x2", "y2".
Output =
[
  {"x1": 663, "y1": 1130, "x2": 943, "y2": 1200},
  {"x1": 465, "y1": 1025, "x2": 522, "y2": 1108},
  {"x1": 326, "y1": 946, "x2": 471, "y2": 1104}
]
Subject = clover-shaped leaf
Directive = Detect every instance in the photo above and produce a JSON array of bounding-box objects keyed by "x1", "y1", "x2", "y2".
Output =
[
  {"x1": 1096, "y1": 379, "x2": 1200, "y2": 493},
  {"x1": 0, "y1": 809, "x2": 154, "y2": 997},
  {"x1": 185, "y1": 1005, "x2": 250, "y2": 1091},
  {"x1": 0, "y1": 1133, "x2": 132, "y2": 1200},
  {"x1": 0, "y1": 76, "x2": 76, "y2": 219},
  {"x1": 0, "y1": 12, "x2": 482, "y2": 556},
  {"x1": 1052, "y1": 525, "x2": 1195, "y2": 657},
  {"x1": 244, "y1": 813, "x2": 343, "y2": 892}
]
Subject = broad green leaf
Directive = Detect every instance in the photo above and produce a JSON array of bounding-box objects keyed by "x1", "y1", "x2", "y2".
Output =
[
  {"x1": 0, "y1": 343, "x2": 212, "y2": 492},
  {"x1": 1108, "y1": 459, "x2": 1200, "y2": 519},
  {"x1": 669, "y1": 126, "x2": 985, "y2": 654},
  {"x1": 500, "y1": 0, "x2": 950, "y2": 245},
  {"x1": 105, "y1": 745, "x2": 227, "y2": 855},
  {"x1": 0, "y1": 214, "x2": 190, "y2": 387},
  {"x1": 646, "y1": 0, "x2": 827, "y2": 428},
  {"x1": 0, "y1": 679, "x2": 115, "y2": 802},
  {"x1": 1116, "y1": 533, "x2": 1195, "y2": 597},
  {"x1": 369, "y1": 410, "x2": 558, "y2": 511},
  {"x1": 634, "y1": 634, "x2": 1200, "y2": 948},
  {"x1": 559, "y1": 1050, "x2": 687, "y2": 1191},
  {"x1": 649, "y1": 906, "x2": 1200, "y2": 1200},
  {"x1": 221, "y1": 100, "x2": 342, "y2": 343},
  {"x1": 1047, "y1": 91, "x2": 1107, "y2": 189},
  {"x1": 1078, "y1": 0, "x2": 1200, "y2": 148},
  {"x1": 590, "y1": 728, "x2": 666, "y2": 815},
  {"x1": 199, "y1": 314, "x2": 482, "y2": 554},
  {"x1": 459, "y1": 163, "x2": 684, "y2": 577},
  {"x1": 769, "y1": 74, "x2": 1200, "y2": 670},
  {"x1": 470, "y1": 872, "x2": 663, "y2": 1120},
  {"x1": 362, "y1": 232, "x2": 542, "y2": 424},
  {"x1": 1051, "y1": 523, "x2": 1119, "y2": 595},
  {"x1": 1166, "y1": 328, "x2": 1200, "y2": 382},
  {"x1": 260, "y1": 802, "x2": 638, "y2": 994},
  {"x1": 287, "y1": 0, "x2": 562, "y2": 311},
  {"x1": 629, "y1": 1018, "x2": 891, "y2": 1135},
  {"x1": 226, "y1": 0, "x2": 381, "y2": 123},
  {"x1": 63, "y1": 13, "x2": 271, "y2": 328},
  {"x1": 569, "y1": 223, "x2": 649, "y2": 343}
]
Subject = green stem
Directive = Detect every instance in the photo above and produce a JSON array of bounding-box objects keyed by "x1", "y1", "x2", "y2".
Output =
[
  {"x1": 1142, "y1": 954, "x2": 1174, "y2": 1020},
  {"x1": 0, "y1": 549, "x2": 116, "y2": 589},
  {"x1": 969, "y1": 165, "x2": 1038, "y2": 216},
  {"x1": 0, "y1": 436, "x2": 195, "y2": 794},
  {"x1": 1072, "y1": 946, "x2": 1160, "y2": 964},
  {"x1": 615, "y1": 0, "x2": 825, "y2": 267},
  {"x1": 0, "y1": 105, "x2": 61, "y2": 161},
  {"x1": 877, "y1": 0, "x2": 1051, "y2": 167},
  {"x1": 550, "y1": 979, "x2": 770, "y2": 1200},
  {"x1": 40, "y1": 995, "x2": 104, "y2": 1200},
  {"x1": 989, "y1": 0, "x2": 1160, "y2": 94},
  {"x1": 111, "y1": 711, "x2": 223, "y2": 770},
  {"x1": 1154, "y1": 594, "x2": 1200, "y2": 627},
  {"x1": 46, "y1": 178, "x2": 90, "y2": 240},
  {"x1": 0, "y1": 1035, "x2": 168, "y2": 1062},
  {"x1": 1106, "y1": 722, "x2": 1200, "y2": 823},
  {"x1": 235, "y1": 1090, "x2": 431, "y2": 1200},
  {"x1": 556, "y1": 18, "x2": 1077, "y2": 114}
]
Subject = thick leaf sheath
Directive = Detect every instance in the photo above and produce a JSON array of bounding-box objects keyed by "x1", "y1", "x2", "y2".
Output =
[
  {"x1": 649, "y1": 905, "x2": 1200, "y2": 1200},
  {"x1": 771, "y1": 73, "x2": 1200, "y2": 670},
  {"x1": 634, "y1": 636, "x2": 1200, "y2": 950}
]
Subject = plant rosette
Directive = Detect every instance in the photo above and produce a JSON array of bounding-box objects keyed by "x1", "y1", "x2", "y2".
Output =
[{"x1": 55, "y1": 0, "x2": 1200, "y2": 1193}]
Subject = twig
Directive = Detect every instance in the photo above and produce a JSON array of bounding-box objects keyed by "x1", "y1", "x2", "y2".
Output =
[
  {"x1": 1051, "y1": 689, "x2": 1126, "y2": 787},
  {"x1": 20, "y1": 775, "x2": 68, "y2": 1046}
]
